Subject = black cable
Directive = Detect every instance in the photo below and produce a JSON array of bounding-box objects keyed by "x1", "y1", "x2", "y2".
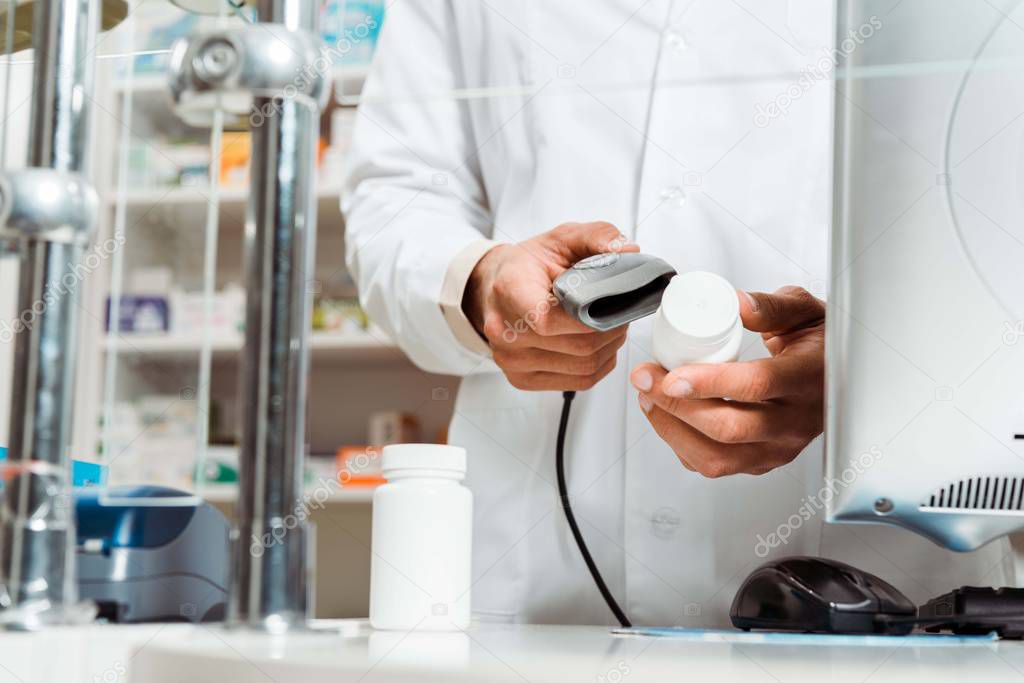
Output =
[
  {"x1": 555, "y1": 390, "x2": 632, "y2": 628},
  {"x1": 878, "y1": 613, "x2": 1024, "y2": 626}
]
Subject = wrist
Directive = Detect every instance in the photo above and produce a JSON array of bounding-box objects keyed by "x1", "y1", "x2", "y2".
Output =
[{"x1": 463, "y1": 244, "x2": 506, "y2": 335}]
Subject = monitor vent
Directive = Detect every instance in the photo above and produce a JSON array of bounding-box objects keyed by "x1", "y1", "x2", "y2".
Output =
[{"x1": 923, "y1": 477, "x2": 1024, "y2": 511}]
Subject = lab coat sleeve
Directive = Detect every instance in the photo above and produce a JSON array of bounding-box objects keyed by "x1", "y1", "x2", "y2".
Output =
[{"x1": 342, "y1": 0, "x2": 497, "y2": 377}]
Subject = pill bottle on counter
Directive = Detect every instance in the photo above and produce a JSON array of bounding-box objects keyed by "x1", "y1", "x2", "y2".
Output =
[
  {"x1": 652, "y1": 271, "x2": 742, "y2": 370},
  {"x1": 370, "y1": 444, "x2": 472, "y2": 631}
]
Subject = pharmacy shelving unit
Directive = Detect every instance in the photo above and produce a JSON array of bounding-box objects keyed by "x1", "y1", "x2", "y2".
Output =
[
  {"x1": 99, "y1": 330, "x2": 406, "y2": 361},
  {"x1": 68, "y1": 8, "x2": 456, "y2": 618},
  {"x1": 201, "y1": 484, "x2": 376, "y2": 505},
  {"x1": 74, "y1": 47, "x2": 458, "y2": 481}
]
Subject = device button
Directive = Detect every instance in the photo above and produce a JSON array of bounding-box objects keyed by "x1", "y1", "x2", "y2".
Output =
[{"x1": 574, "y1": 253, "x2": 620, "y2": 269}]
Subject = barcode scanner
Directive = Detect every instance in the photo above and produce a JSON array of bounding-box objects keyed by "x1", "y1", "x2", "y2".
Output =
[{"x1": 553, "y1": 252, "x2": 676, "y2": 331}]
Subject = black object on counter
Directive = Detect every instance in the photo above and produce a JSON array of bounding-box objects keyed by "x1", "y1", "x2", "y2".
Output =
[
  {"x1": 730, "y1": 556, "x2": 916, "y2": 635},
  {"x1": 919, "y1": 586, "x2": 1024, "y2": 639}
]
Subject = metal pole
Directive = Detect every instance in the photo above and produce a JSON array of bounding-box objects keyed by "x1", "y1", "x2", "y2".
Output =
[
  {"x1": 230, "y1": 0, "x2": 319, "y2": 632},
  {"x1": 0, "y1": 0, "x2": 98, "y2": 627},
  {"x1": 27, "y1": 0, "x2": 95, "y2": 172}
]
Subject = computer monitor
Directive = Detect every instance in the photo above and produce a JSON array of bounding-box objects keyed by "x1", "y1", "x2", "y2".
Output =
[{"x1": 825, "y1": 0, "x2": 1024, "y2": 551}]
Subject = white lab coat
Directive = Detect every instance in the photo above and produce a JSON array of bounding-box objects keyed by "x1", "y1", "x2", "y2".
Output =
[{"x1": 342, "y1": 0, "x2": 1015, "y2": 627}]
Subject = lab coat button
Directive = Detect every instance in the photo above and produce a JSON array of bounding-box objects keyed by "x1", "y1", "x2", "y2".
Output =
[
  {"x1": 664, "y1": 29, "x2": 688, "y2": 53},
  {"x1": 651, "y1": 507, "x2": 681, "y2": 539},
  {"x1": 659, "y1": 185, "x2": 687, "y2": 207}
]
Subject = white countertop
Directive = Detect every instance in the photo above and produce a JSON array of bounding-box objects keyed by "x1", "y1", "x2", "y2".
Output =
[
  {"x1": 0, "y1": 620, "x2": 1022, "y2": 682},
  {"x1": 121, "y1": 621, "x2": 1024, "y2": 683},
  {"x1": 0, "y1": 623, "x2": 166, "y2": 683}
]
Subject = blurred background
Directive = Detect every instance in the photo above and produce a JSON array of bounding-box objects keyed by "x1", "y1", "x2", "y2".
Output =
[{"x1": 0, "y1": 0, "x2": 465, "y2": 619}]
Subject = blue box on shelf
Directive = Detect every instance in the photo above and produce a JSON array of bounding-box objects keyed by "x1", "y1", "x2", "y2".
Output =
[{"x1": 105, "y1": 295, "x2": 170, "y2": 334}]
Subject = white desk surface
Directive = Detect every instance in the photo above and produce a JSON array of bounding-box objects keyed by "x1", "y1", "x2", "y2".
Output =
[{"x1": 120, "y1": 620, "x2": 1024, "y2": 683}]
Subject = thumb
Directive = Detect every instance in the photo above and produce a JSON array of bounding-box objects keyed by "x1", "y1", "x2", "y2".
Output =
[
  {"x1": 542, "y1": 221, "x2": 639, "y2": 265},
  {"x1": 739, "y1": 286, "x2": 825, "y2": 335}
]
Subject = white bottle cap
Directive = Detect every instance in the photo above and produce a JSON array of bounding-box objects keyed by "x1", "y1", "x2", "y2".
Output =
[
  {"x1": 659, "y1": 271, "x2": 739, "y2": 346},
  {"x1": 382, "y1": 444, "x2": 467, "y2": 475}
]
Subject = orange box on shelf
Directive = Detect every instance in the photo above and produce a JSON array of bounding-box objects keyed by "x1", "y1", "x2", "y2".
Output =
[
  {"x1": 336, "y1": 445, "x2": 385, "y2": 487},
  {"x1": 219, "y1": 132, "x2": 251, "y2": 186}
]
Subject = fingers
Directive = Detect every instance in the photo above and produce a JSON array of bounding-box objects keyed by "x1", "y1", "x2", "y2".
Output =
[
  {"x1": 631, "y1": 364, "x2": 818, "y2": 444},
  {"x1": 486, "y1": 312, "x2": 627, "y2": 353},
  {"x1": 494, "y1": 334, "x2": 626, "y2": 375},
  {"x1": 651, "y1": 353, "x2": 821, "y2": 402},
  {"x1": 739, "y1": 286, "x2": 824, "y2": 336},
  {"x1": 486, "y1": 277, "x2": 594, "y2": 338},
  {"x1": 494, "y1": 325, "x2": 626, "y2": 391},
  {"x1": 505, "y1": 354, "x2": 619, "y2": 392},
  {"x1": 639, "y1": 400, "x2": 787, "y2": 477},
  {"x1": 525, "y1": 304, "x2": 596, "y2": 336},
  {"x1": 540, "y1": 221, "x2": 640, "y2": 266},
  {"x1": 523, "y1": 325, "x2": 626, "y2": 356}
]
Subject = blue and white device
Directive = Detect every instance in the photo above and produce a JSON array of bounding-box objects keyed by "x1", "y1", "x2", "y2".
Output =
[{"x1": 75, "y1": 486, "x2": 229, "y2": 623}]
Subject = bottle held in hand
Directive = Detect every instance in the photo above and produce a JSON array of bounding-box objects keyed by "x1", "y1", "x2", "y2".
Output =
[{"x1": 652, "y1": 271, "x2": 742, "y2": 369}]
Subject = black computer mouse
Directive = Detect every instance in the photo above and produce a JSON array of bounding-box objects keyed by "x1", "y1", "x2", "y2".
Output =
[{"x1": 730, "y1": 556, "x2": 916, "y2": 635}]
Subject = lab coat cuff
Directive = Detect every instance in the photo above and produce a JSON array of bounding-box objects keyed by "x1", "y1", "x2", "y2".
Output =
[{"x1": 440, "y1": 239, "x2": 503, "y2": 358}]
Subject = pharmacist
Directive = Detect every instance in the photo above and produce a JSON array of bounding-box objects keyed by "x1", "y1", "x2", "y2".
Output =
[{"x1": 342, "y1": 0, "x2": 1009, "y2": 626}]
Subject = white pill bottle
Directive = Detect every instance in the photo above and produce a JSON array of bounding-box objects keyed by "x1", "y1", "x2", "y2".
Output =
[
  {"x1": 652, "y1": 271, "x2": 743, "y2": 369},
  {"x1": 370, "y1": 444, "x2": 473, "y2": 630}
]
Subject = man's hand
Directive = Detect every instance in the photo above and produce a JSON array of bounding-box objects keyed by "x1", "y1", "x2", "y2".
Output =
[
  {"x1": 464, "y1": 222, "x2": 638, "y2": 391},
  {"x1": 630, "y1": 286, "x2": 825, "y2": 477}
]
